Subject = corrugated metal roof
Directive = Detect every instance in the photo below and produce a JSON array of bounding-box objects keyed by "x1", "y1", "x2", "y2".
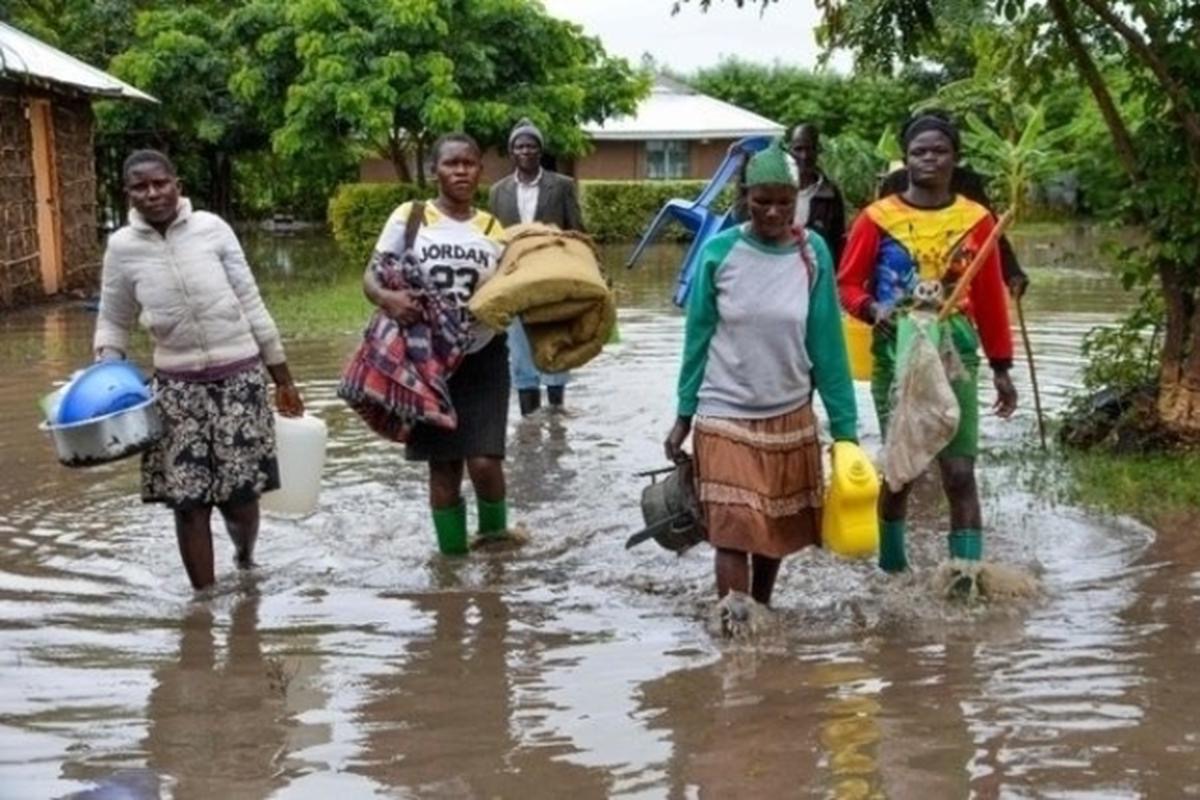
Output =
[
  {"x1": 583, "y1": 77, "x2": 783, "y2": 141},
  {"x1": 0, "y1": 22, "x2": 155, "y2": 102}
]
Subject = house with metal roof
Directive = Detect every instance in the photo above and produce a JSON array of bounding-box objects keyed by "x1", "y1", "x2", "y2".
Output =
[
  {"x1": 0, "y1": 22, "x2": 153, "y2": 307},
  {"x1": 358, "y1": 77, "x2": 784, "y2": 184},
  {"x1": 574, "y1": 76, "x2": 784, "y2": 180}
]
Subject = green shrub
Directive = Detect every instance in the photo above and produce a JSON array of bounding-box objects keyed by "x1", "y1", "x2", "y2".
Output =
[
  {"x1": 822, "y1": 134, "x2": 886, "y2": 210},
  {"x1": 328, "y1": 180, "x2": 733, "y2": 263},
  {"x1": 328, "y1": 183, "x2": 489, "y2": 269},
  {"x1": 580, "y1": 180, "x2": 735, "y2": 242}
]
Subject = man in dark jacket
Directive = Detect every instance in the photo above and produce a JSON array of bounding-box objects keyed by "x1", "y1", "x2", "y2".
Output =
[
  {"x1": 488, "y1": 119, "x2": 586, "y2": 416},
  {"x1": 789, "y1": 123, "x2": 847, "y2": 265}
]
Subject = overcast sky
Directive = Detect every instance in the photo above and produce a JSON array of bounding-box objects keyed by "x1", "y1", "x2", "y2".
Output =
[{"x1": 541, "y1": 0, "x2": 852, "y2": 74}]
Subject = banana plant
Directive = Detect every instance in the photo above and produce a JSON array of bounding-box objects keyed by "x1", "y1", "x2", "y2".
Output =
[
  {"x1": 962, "y1": 104, "x2": 1070, "y2": 216},
  {"x1": 875, "y1": 127, "x2": 903, "y2": 169}
]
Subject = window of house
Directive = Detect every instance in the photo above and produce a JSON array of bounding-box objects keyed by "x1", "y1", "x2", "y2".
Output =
[{"x1": 645, "y1": 140, "x2": 688, "y2": 179}]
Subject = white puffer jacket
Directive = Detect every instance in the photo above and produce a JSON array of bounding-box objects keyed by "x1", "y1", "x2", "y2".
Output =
[{"x1": 94, "y1": 199, "x2": 287, "y2": 371}]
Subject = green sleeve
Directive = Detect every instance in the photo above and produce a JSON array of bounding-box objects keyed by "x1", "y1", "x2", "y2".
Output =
[
  {"x1": 677, "y1": 231, "x2": 738, "y2": 417},
  {"x1": 805, "y1": 232, "x2": 859, "y2": 442}
]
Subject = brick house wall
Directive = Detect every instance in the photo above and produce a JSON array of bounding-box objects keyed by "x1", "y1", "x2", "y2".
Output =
[{"x1": 359, "y1": 138, "x2": 742, "y2": 185}]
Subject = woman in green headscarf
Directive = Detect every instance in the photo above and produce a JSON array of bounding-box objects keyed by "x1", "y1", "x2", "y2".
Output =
[{"x1": 664, "y1": 141, "x2": 858, "y2": 616}]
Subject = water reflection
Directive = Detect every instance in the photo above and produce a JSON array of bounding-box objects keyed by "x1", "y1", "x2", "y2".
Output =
[
  {"x1": 507, "y1": 413, "x2": 575, "y2": 507},
  {"x1": 353, "y1": 591, "x2": 612, "y2": 798},
  {"x1": 811, "y1": 662, "x2": 883, "y2": 799},
  {"x1": 636, "y1": 652, "x2": 890, "y2": 798},
  {"x1": 143, "y1": 593, "x2": 290, "y2": 798},
  {"x1": 870, "y1": 637, "x2": 977, "y2": 799}
]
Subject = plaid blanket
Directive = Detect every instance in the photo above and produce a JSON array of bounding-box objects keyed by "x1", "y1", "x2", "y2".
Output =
[{"x1": 337, "y1": 251, "x2": 470, "y2": 442}]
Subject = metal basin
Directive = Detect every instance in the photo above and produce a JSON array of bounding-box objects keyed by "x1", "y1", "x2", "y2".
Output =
[{"x1": 40, "y1": 398, "x2": 163, "y2": 468}]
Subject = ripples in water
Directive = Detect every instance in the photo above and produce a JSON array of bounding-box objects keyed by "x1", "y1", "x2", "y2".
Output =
[{"x1": 2, "y1": 241, "x2": 1198, "y2": 798}]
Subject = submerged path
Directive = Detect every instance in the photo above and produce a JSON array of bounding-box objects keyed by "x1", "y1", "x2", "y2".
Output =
[{"x1": 1, "y1": 231, "x2": 1195, "y2": 798}]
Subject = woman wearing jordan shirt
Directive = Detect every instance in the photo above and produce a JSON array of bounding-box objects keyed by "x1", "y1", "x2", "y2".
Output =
[{"x1": 363, "y1": 133, "x2": 511, "y2": 556}]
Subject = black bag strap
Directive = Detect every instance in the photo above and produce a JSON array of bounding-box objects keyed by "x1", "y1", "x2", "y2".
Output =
[{"x1": 404, "y1": 201, "x2": 426, "y2": 255}]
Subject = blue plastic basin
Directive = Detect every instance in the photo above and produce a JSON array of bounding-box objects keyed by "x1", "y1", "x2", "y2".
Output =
[{"x1": 56, "y1": 362, "x2": 152, "y2": 425}]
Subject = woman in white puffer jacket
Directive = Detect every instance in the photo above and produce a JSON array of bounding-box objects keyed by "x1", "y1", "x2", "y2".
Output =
[{"x1": 94, "y1": 149, "x2": 304, "y2": 591}]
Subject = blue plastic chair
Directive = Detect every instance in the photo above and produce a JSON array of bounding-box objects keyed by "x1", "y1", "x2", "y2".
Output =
[{"x1": 626, "y1": 135, "x2": 775, "y2": 307}]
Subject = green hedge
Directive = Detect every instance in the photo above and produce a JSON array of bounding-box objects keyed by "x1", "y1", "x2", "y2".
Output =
[
  {"x1": 328, "y1": 183, "x2": 490, "y2": 269},
  {"x1": 328, "y1": 179, "x2": 733, "y2": 264},
  {"x1": 579, "y1": 180, "x2": 730, "y2": 242}
]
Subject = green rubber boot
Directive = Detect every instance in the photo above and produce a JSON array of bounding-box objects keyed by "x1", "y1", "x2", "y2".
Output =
[
  {"x1": 948, "y1": 529, "x2": 983, "y2": 561},
  {"x1": 477, "y1": 498, "x2": 508, "y2": 540},
  {"x1": 432, "y1": 502, "x2": 468, "y2": 555},
  {"x1": 879, "y1": 519, "x2": 909, "y2": 573}
]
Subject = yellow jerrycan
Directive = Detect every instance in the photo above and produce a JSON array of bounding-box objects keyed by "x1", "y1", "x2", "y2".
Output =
[
  {"x1": 843, "y1": 316, "x2": 875, "y2": 382},
  {"x1": 822, "y1": 441, "x2": 880, "y2": 558}
]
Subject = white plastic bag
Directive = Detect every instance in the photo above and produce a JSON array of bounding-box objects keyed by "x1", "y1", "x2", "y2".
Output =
[{"x1": 883, "y1": 314, "x2": 961, "y2": 491}]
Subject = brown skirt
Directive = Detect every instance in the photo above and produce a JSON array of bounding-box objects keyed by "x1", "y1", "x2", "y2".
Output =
[{"x1": 693, "y1": 403, "x2": 824, "y2": 559}]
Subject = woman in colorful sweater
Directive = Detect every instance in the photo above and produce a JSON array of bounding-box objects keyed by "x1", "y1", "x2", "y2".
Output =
[
  {"x1": 664, "y1": 142, "x2": 858, "y2": 608},
  {"x1": 838, "y1": 115, "x2": 1017, "y2": 573},
  {"x1": 363, "y1": 133, "x2": 510, "y2": 555}
]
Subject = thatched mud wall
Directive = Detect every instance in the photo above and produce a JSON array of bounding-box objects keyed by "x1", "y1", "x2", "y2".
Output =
[{"x1": 0, "y1": 80, "x2": 100, "y2": 308}]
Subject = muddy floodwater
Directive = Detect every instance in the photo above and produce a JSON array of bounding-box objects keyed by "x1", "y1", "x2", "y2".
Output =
[{"x1": 2, "y1": 226, "x2": 1198, "y2": 799}]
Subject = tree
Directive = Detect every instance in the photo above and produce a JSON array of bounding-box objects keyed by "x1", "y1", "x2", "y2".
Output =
[
  {"x1": 263, "y1": 0, "x2": 648, "y2": 185},
  {"x1": 97, "y1": 5, "x2": 272, "y2": 218},
  {"x1": 679, "y1": 0, "x2": 1200, "y2": 441},
  {"x1": 7, "y1": 1, "x2": 645, "y2": 219},
  {"x1": 685, "y1": 59, "x2": 932, "y2": 143},
  {"x1": 1, "y1": 0, "x2": 160, "y2": 66}
]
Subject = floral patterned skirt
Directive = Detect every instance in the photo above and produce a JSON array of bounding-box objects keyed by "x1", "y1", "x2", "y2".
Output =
[{"x1": 142, "y1": 367, "x2": 280, "y2": 510}]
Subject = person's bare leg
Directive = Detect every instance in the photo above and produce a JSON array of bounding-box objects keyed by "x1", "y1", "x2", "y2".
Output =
[
  {"x1": 715, "y1": 547, "x2": 750, "y2": 598},
  {"x1": 940, "y1": 457, "x2": 982, "y2": 531},
  {"x1": 218, "y1": 500, "x2": 260, "y2": 568},
  {"x1": 467, "y1": 457, "x2": 509, "y2": 540},
  {"x1": 880, "y1": 482, "x2": 912, "y2": 523},
  {"x1": 750, "y1": 555, "x2": 782, "y2": 606},
  {"x1": 879, "y1": 482, "x2": 913, "y2": 572},
  {"x1": 174, "y1": 507, "x2": 215, "y2": 590},
  {"x1": 429, "y1": 460, "x2": 465, "y2": 509},
  {"x1": 940, "y1": 456, "x2": 983, "y2": 562},
  {"x1": 465, "y1": 457, "x2": 505, "y2": 503}
]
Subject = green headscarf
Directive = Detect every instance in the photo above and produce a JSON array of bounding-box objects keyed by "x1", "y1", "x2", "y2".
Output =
[{"x1": 744, "y1": 140, "x2": 798, "y2": 188}]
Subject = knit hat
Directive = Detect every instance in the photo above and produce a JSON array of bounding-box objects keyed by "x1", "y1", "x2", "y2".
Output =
[
  {"x1": 744, "y1": 140, "x2": 799, "y2": 188},
  {"x1": 901, "y1": 114, "x2": 961, "y2": 152},
  {"x1": 508, "y1": 118, "x2": 544, "y2": 149}
]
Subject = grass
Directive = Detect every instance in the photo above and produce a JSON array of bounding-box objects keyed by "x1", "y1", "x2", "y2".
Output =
[
  {"x1": 985, "y1": 436, "x2": 1200, "y2": 525},
  {"x1": 1062, "y1": 449, "x2": 1200, "y2": 521},
  {"x1": 262, "y1": 274, "x2": 374, "y2": 338}
]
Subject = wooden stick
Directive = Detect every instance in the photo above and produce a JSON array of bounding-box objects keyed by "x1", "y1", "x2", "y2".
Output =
[
  {"x1": 938, "y1": 210, "x2": 1016, "y2": 321},
  {"x1": 1016, "y1": 294, "x2": 1049, "y2": 450}
]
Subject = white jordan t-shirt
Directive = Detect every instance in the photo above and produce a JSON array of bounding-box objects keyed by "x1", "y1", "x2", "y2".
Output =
[{"x1": 375, "y1": 201, "x2": 505, "y2": 353}]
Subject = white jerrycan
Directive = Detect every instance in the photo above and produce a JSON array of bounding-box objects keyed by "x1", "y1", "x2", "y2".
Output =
[{"x1": 260, "y1": 413, "x2": 328, "y2": 516}]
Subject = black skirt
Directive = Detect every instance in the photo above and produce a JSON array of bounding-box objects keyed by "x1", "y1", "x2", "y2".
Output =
[{"x1": 405, "y1": 334, "x2": 509, "y2": 461}]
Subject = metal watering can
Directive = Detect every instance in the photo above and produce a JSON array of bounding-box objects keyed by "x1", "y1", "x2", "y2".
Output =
[
  {"x1": 626, "y1": 136, "x2": 774, "y2": 307},
  {"x1": 625, "y1": 456, "x2": 706, "y2": 554}
]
